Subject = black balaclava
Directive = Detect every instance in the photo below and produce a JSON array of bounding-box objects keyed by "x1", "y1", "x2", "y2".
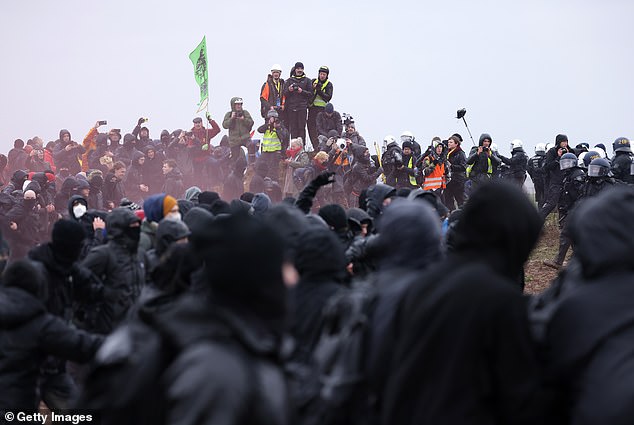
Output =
[
  {"x1": 51, "y1": 219, "x2": 85, "y2": 265},
  {"x1": 106, "y1": 208, "x2": 141, "y2": 253}
]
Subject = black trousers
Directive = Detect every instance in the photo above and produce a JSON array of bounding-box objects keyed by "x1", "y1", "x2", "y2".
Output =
[
  {"x1": 286, "y1": 108, "x2": 307, "y2": 143},
  {"x1": 307, "y1": 106, "x2": 324, "y2": 151},
  {"x1": 444, "y1": 179, "x2": 465, "y2": 211}
]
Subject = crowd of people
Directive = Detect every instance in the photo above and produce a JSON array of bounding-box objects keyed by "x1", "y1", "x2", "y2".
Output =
[{"x1": 1, "y1": 61, "x2": 634, "y2": 425}]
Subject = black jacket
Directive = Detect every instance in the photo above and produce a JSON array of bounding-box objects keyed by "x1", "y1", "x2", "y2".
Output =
[
  {"x1": 543, "y1": 144, "x2": 571, "y2": 188},
  {"x1": 290, "y1": 227, "x2": 347, "y2": 363},
  {"x1": 544, "y1": 187, "x2": 634, "y2": 424},
  {"x1": 466, "y1": 148, "x2": 502, "y2": 180},
  {"x1": 81, "y1": 209, "x2": 144, "y2": 333},
  {"x1": 447, "y1": 146, "x2": 467, "y2": 183},
  {"x1": 382, "y1": 182, "x2": 552, "y2": 425},
  {"x1": 103, "y1": 171, "x2": 126, "y2": 206},
  {"x1": 260, "y1": 75, "x2": 285, "y2": 118},
  {"x1": 349, "y1": 147, "x2": 382, "y2": 195},
  {"x1": 82, "y1": 294, "x2": 290, "y2": 425},
  {"x1": 283, "y1": 73, "x2": 313, "y2": 111},
  {"x1": 610, "y1": 151, "x2": 634, "y2": 184},
  {"x1": 527, "y1": 153, "x2": 546, "y2": 186},
  {"x1": 0, "y1": 286, "x2": 101, "y2": 410},
  {"x1": 316, "y1": 110, "x2": 343, "y2": 137},
  {"x1": 124, "y1": 151, "x2": 146, "y2": 202},
  {"x1": 53, "y1": 130, "x2": 85, "y2": 175},
  {"x1": 162, "y1": 168, "x2": 185, "y2": 199},
  {"x1": 499, "y1": 148, "x2": 528, "y2": 182}
]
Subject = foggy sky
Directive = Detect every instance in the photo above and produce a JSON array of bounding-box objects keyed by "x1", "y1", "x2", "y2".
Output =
[{"x1": 1, "y1": 0, "x2": 632, "y2": 157}]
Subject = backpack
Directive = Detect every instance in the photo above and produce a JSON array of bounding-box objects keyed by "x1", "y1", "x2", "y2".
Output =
[{"x1": 291, "y1": 283, "x2": 378, "y2": 425}]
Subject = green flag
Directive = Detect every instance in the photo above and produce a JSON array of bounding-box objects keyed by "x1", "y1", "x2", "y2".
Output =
[{"x1": 189, "y1": 36, "x2": 208, "y2": 112}]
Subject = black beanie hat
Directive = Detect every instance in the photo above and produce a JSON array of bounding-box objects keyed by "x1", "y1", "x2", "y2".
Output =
[
  {"x1": 294, "y1": 61, "x2": 304, "y2": 69},
  {"x1": 198, "y1": 191, "x2": 220, "y2": 206},
  {"x1": 318, "y1": 204, "x2": 349, "y2": 233},
  {"x1": 51, "y1": 219, "x2": 85, "y2": 264}
]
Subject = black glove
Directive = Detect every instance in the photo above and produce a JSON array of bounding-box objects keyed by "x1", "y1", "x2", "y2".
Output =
[
  {"x1": 137, "y1": 117, "x2": 145, "y2": 126},
  {"x1": 313, "y1": 171, "x2": 335, "y2": 187}
]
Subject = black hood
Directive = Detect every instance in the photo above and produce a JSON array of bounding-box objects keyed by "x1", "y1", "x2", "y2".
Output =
[
  {"x1": 375, "y1": 199, "x2": 442, "y2": 271},
  {"x1": 569, "y1": 186, "x2": 634, "y2": 279},
  {"x1": 106, "y1": 208, "x2": 141, "y2": 251},
  {"x1": 11, "y1": 170, "x2": 28, "y2": 187},
  {"x1": 478, "y1": 133, "x2": 492, "y2": 146},
  {"x1": 59, "y1": 129, "x2": 71, "y2": 142},
  {"x1": 451, "y1": 181, "x2": 542, "y2": 279},
  {"x1": 130, "y1": 150, "x2": 145, "y2": 167},
  {"x1": 0, "y1": 286, "x2": 45, "y2": 328},
  {"x1": 60, "y1": 177, "x2": 79, "y2": 196},
  {"x1": 366, "y1": 183, "x2": 396, "y2": 219},
  {"x1": 68, "y1": 194, "x2": 88, "y2": 219},
  {"x1": 294, "y1": 226, "x2": 347, "y2": 282}
]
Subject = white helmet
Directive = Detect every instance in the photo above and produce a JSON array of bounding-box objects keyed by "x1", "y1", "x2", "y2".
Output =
[
  {"x1": 535, "y1": 143, "x2": 546, "y2": 155},
  {"x1": 384, "y1": 135, "x2": 397, "y2": 145},
  {"x1": 578, "y1": 151, "x2": 588, "y2": 168},
  {"x1": 490, "y1": 143, "x2": 499, "y2": 152},
  {"x1": 400, "y1": 130, "x2": 414, "y2": 143},
  {"x1": 270, "y1": 64, "x2": 282, "y2": 73},
  {"x1": 510, "y1": 139, "x2": 523, "y2": 150}
]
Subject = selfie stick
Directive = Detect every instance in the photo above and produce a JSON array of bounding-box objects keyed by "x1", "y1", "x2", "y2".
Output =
[{"x1": 457, "y1": 109, "x2": 476, "y2": 146}]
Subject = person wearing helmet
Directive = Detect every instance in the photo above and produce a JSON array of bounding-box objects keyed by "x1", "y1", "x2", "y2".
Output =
[
  {"x1": 527, "y1": 143, "x2": 547, "y2": 208},
  {"x1": 307, "y1": 66, "x2": 334, "y2": 151},
  {"x1": 539, "y1": 134, "x2": 572, "y2": 219},
  {"x1": 610, "y1": 137, "x2": 634, "y2": 184},
  {"x1": 499, "y1": 139, "x2": 528, "y2": 187},
  {"x1": 256, "y1": 109, "x2": 290, "y2": 182},
  {"x1": 583, "y1": 157, "x2": 618, "y2": 198},
  {"x1": 259, "y1": 64, "x2": 285, "y2": 119},
  {"x1": 382, "y1": 135, "x2": 404, "y2": 187},
  {"x1": 543, "y1": 153, "x2": 586, "y2": 270},
  {"x1": 582, "y1": 150, "x2": 601, "y2": 168},
  {"x1": 400, "y1": 131, "x2": 422, "y2": 157}
]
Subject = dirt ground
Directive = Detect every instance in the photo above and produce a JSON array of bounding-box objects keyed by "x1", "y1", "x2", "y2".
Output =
[{"x1": 524, "y1": 214, "x2": 570, "y2": 295}]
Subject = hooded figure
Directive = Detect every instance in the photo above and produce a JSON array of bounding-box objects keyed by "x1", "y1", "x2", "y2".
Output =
[
  {"x1": 382, "y1": 181, "x2": 550, "y2": 425},
  {"x1": 349, "y1": 144, "x2": 384, "y2": 207},
  {"x1": 365, "y1": 199, "x2": 443, "y2": 415},
  {"x1": 0, "y1": 260, "x2": 102, "y2": 411},
  {"x1": 81, "y1": 208, "x2": 144, "y2": 333},
  {"x1": 2, "y1": 169, "x2": 28, "y2": 195},
  {"x1": 543, "y1": 187, "x2": 634, "y2": 423},
  {"x1": 124, "y1": 150, "x2": 146, "y2": 203},
  {"x1": 365, "y1": 183, "x2": 396, "y2": 221},
  {"x1": 144, "y1": 219, "x2": 191, "y2": 275},
  {"x1": 290, "y1": 226, "x2": 347, "y2": 363},
  {"x1": 142, "y1": 145, "x2": 165, "y2": 194},
  {"x1": 80, "y1": 213, "x2": 290, "y2": 424},
  {"x1": 53, "y1": 129, "x2": 85, "y2": 175}
]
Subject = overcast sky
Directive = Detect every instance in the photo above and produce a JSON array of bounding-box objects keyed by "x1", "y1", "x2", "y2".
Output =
[{"x1": 1, "y1": 0, "x2": 632, "y2": 157}]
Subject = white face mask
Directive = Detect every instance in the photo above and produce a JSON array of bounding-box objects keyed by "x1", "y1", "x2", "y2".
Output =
[
  {"x1": 73, "y1": 204, "x2": 87, "y2": 218},
  {"x1": 165, "y1": 212, "x2": 181, "y2": 221}
]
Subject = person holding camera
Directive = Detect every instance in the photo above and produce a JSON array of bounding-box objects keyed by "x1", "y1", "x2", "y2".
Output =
[
  {"x1": 382, "y1": 135, "x2": 403, "y2": 187},
  {"x1": 53, "y1": 129, "x2": 85, "y2": 175},
  {"x1": 539, "y1": 134, "x2": 571, "y2": 219},
  {"x1": 222, "y1": 97, "x2": 254, "y2": 166},
  {"x1": 256, "y1": 110, "x2": 289, "y2": 182},
  {"x1": 466, "y1": 133, "x2": 501, "y2": 188},
  {"x1": 343, "y1": 121, "x2": 366, "y2": 146},
  {"x1": 307, "y1": 66, "x2": 334, "y2": 151},
  {"x1": 326, "y1": 138, "x2": 353, "y2": 206},
  {"x1": 283, "y1": 62, "x2": 313, "y2": 143},
  {"x1": 316, "y1": 103, "x2": 343, "y2": 146},
  {"x1": 421, "y1": 142, "x2": 449, "y2": 195}
]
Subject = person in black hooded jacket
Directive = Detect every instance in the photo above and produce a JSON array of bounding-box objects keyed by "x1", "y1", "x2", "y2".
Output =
[
  {"x1": 540, "y1": 134, "x2": 572, "y2": 219},
  {"x1": 27, "y1": 219, "x2": 106, "y2": 410},
  {"x1": 284, "y1": 62, "x2": 313, "y2": 142},
  {"x1": 2, "y1": 169, "x2": 28, "y2": 195},
  {"x1": 81, "y1": 208, "x2": 144, "y2": 334},
  {"x1": 0, "y1": 260, "x2": 102, "y2": 413},
  {"x1": 382, "y1": 181, "x2": 553, "y2": 425},
  {"x1": 53, "y1": 129, "x2": 85, "y2": 175},
  {"x1": 142, "y1": 145, "x2": 165, "y2": 195},
  {"x1": 290, "y1": 225, "x2": 348, "y2": 364},
  {"x1": 124, "y1": 151, "x2": 148, "y2": 203},
  {"x1": 541, "y1": 186, "x2": 634, "y2": 424},
  {"x1": 365, "y1": 199, "x2": 443, "y2": 420},
  {"x1": 348, "y1": 144, "x2": 383, "y2": 208},
  {"x1": 81, "y1": 212, "x2": 291, "y2": 425}
]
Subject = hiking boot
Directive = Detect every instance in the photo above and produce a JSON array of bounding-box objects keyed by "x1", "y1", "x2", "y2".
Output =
[{"x1": 543, "y1": 259, "x2": 562, "y2": 270}]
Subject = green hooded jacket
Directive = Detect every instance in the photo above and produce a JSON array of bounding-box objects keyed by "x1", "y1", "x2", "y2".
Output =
[{"x1": 222, "y1": 97, "x2": 254, "y2": 147}]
